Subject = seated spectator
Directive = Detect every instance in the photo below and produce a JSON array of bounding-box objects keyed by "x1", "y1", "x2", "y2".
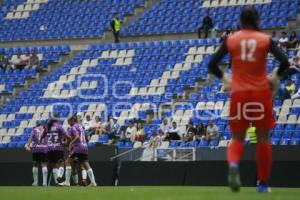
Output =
[
  {"x1": 288, "y1": 31, "x2": 298, "y2": 49},
  {"x1": 28, "y1": 53, "x2": 40, "y2": 69},
  {"x1": 135, "y1": 123, "x2": 146, "y2": 142},
  {"x1": 271, "y1": 31, "x2": 278, "y2": 44},
  {"x1": 198, "y1": 13, "x2": 213, "y2": 38},
  {"x1": 108, "y1": 117, "x2": 120, "y2": 143},
  {"x1": 277, "y1": 84, "x2": 291, "y2": 100},
  {"x1": 195, "y1": 123, "x2": 206, "y2": 140},
  {"x1": 286, "y1": 79, "x2": 296, "y2": 97},
  {"x1": 82, "y1": 115, "x2": 94, "y2": 136},
  {"x1": 98, "y1": 117, "x2": 111, "y2": 135},
  {"x1": 165, "y1": 122, "x2": 181, "y2": 141},
  {"x1": 183, "y1": 122, "x2": 197, "y2": 142},
  {"x1": 125, "y1": 121, "x2": 137, "y2": 142},
  {"x1": 0, "y1": 53, "x2": 10, "y2": 70},
  {"x1": 206, "y1": 120, "x2": 219, "y2": 141},
  {"x1": 282, "y1": 56, "x2": 300, "y2": 80},
  {"x1": 158, "y1": 118, "x2": 171, "y2": 140},
  {"x1": 278, "y1": 31, "x2": 289, "y2": 50},
  {"x1": 92, "y1": 116, "x2": 101, "y2": 135}
]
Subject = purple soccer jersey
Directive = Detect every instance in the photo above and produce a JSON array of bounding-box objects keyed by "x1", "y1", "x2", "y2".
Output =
[
  {"x1": 30, "y1": 127, "x2": 48, "y2": 153},
  {"x1": 47, "y1": 122, "x2": 67, "y2": 152},
  {"x1": 69, "y1": 123, "x2": 88, "y2": 155}
]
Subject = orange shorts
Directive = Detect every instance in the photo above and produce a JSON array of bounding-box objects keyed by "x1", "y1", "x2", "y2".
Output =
[{"x1": 229, "y1": 89, "x2": 275, "y2": 133}]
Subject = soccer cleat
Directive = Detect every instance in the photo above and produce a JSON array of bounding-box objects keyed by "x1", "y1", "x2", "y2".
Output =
[
  {"x1": 88, "y1": 182, "x2": 97, "y2": 187},
  {"x1": 58, "y1": 182, "x2": 70, "y2": 187},
  {"x1": 32, "y1": 182, "x2": 38, "y2": 187},
  {"x1": 257, "y1": 182, "x2": 272, "y2": 193},
  {"x1": 228, "y1": 163, "x2": 241, "y2": 192}
]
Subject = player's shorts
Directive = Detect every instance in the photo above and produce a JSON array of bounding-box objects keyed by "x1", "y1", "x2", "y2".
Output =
[
  {"x1": 70, "y1": 153, "x2": 88, "y2": 164},
  {"x1": 47, "y1": 150, "x2": 65, "y2": 164},
  {"x1": 229, "y1": 89, "x2": 275, "y2": 133},
  {"x1": 32, "y1": 152, "x2": 48, "y2": 163}
]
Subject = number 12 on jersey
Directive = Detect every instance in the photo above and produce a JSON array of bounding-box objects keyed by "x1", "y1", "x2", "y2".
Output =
[{"x1": 240, "y1": 39, "x2": 257, "y2": 62}]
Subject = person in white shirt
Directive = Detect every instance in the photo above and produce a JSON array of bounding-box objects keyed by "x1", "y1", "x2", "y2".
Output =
[
  {"x1": 278, "y1": 31, "x2": 289, "y2": 50},
  {"x1": 166, "y1": 122, "x2": 181, "y2": 141},
  {"x1": 125, "y1": 121, "x2": 137, "y2": 142},
  {"x1": 206, "y1": 120, "x2": 219, "y2": 141},
  {"x1": 82, "y1": 115, "x2": 94, "y2": 135},
  {"x1": 158, "y1": 118, "x2": 171, "y2": 140}
]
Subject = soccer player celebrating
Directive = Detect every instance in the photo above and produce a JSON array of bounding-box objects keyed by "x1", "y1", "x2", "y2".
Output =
[
  {"x1": 59, "y1": 115, "x2": 97, "y2": 186},
  {"x1": 46, "y1": 114, "x2": 70, "y2": 185},
  {"x1": 25, "y1": 121, "x2": 48, "y2": 186},
  {"x1": 208, "y1": 6, "x2": 289, "y2": 193}
]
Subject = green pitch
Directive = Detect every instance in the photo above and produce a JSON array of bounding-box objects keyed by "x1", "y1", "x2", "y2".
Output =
[{"x1": 0, "y1": 186, "x2": 299, "y2": 200}]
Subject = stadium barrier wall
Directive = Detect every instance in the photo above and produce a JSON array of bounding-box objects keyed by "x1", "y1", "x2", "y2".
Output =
[
  {"x1": 1, "y1": 146, "x2": 300, "y2": 186},
  {"x1": 118, "y1": 161, "x2": 300, "y2": 187}
]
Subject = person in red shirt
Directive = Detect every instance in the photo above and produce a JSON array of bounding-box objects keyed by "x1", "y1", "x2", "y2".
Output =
[{"x1": 208, "y1": 6, "x2": 289, "y2": 193}]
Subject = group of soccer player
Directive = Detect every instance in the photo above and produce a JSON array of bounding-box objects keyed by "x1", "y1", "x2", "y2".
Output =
[{"x1": 25, "y1": 114, "x2": 97, "y2": 187}]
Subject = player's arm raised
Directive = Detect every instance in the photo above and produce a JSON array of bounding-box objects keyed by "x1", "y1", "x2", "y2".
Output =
[
  {"x1": 268, "y1": 39, "x2": 290, "y2": 95},
  {"x1": 208, "y1": 40, "x2": 231, "y2": 92}
]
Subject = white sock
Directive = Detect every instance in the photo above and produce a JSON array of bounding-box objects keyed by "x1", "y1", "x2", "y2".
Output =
[
  {"x1": 65, "y1": 166, "x2": 72, "y2": 184},
  {"x1": 32, "y1": 167, "x2": 38, "y2": 185},
  {"x1": 42, "y1": 167, "x2": 48, "y2": 186},
  {"x1": 59, "y1": 167, "x2": 64, "y2": 178},
  {"x1": 53, "y1": 168, "x2": 59, "y2": 183},
  {"x1": 82, "y1": 169, "x2": 87, "y2": 180},
  {"x1": 72, "y1": 174, "x2": 78, "y2": 185},
  {"x1": 87, "y1": 168, "x2": 96, "y2": 184}
]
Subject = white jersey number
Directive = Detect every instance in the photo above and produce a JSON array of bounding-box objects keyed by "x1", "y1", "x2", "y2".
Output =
[{"x1": 240, "y1": 39, "x2": 257, "y2": 62}]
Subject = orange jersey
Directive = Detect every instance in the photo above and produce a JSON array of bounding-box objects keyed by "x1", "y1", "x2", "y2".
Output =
[{"x1": 226, "y1": 29, "x2": 271, "y2": 92}]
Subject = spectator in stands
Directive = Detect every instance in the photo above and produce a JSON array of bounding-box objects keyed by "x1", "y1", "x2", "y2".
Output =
[
  {"x1": 82, "y1": 115, "x2": 94, "y2": 136},
  {"x1": 92, "y1": 116, "x2": 101, "y2": 135},
  {"x1": 165, "y1": 121, "x2": 181, "y2": 141},
  {"x1": 28, "y1": 52, "x2": 40, "y2": 69},
  {"x1": 282, "y1": 56, "x2": 300, "y2": 80},
  {"x1": 206, "y1": 120, "x2": 219, "y2": 141},
  {"x1": 183, "y1": 122, "x2": 197, "y2": 142},
  {"x1": 198, "y1": 13, "x2": 213, "y2": 38},
  {"x1": 271, "y1": 31, "x2": 278, "y2": 44},
  {"x1": 277, "y1": 84, "x2": 291, "y2": 100},
  {"x1": 195, "y1": 123, "x2": 206, "y2": 140},
  {"x1": 246, "y1": 123, "x2": 257, "y2": 145},
  {"x1": 278, "y1": 31, "x2": 289, "y2": 50},
  {"x1": 98, "y1": 117, "x2": 111, "y2": 135},
  {"x1": 111, "y1": 13, "x2": 121, "y2": 43},
  {"x1": 288, "y1": 31, "x2": 299, "y2": 49},
  {"x1": 125, "y1": 121, "x2": 137, "y2": 142},
  {"x1": 108, "y1": 117, "x2": 120, "y2": 143},
  {"x1": 158, "y1": 118, "x2": 171, "y2": 140},
  {"x1": 0, "y1": 52, "x2": 10, "y2": 70},
  {"x1": 286, "y1": 79, "x2": 296, "y2": 97},
  {"x1": 134, "y1": 123, "x2": 146, "y2": 142}
]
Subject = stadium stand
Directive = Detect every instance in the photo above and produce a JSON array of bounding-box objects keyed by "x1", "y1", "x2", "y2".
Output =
[
  {"x1": 0, "y1": 0, "x2": 146, "y2": 41},
  {"x1": 122, "y1": 0, "x2": 299, "y2": 36},
  {"x1": 0, "y1": 38, "x2": 299, "y2": 148},
  {"x1": 0, "y1": 0, "x2": 299, "y2": 150},
  {"x1": 0, "y1": 45, "x2": 70, "y2": 94}
]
